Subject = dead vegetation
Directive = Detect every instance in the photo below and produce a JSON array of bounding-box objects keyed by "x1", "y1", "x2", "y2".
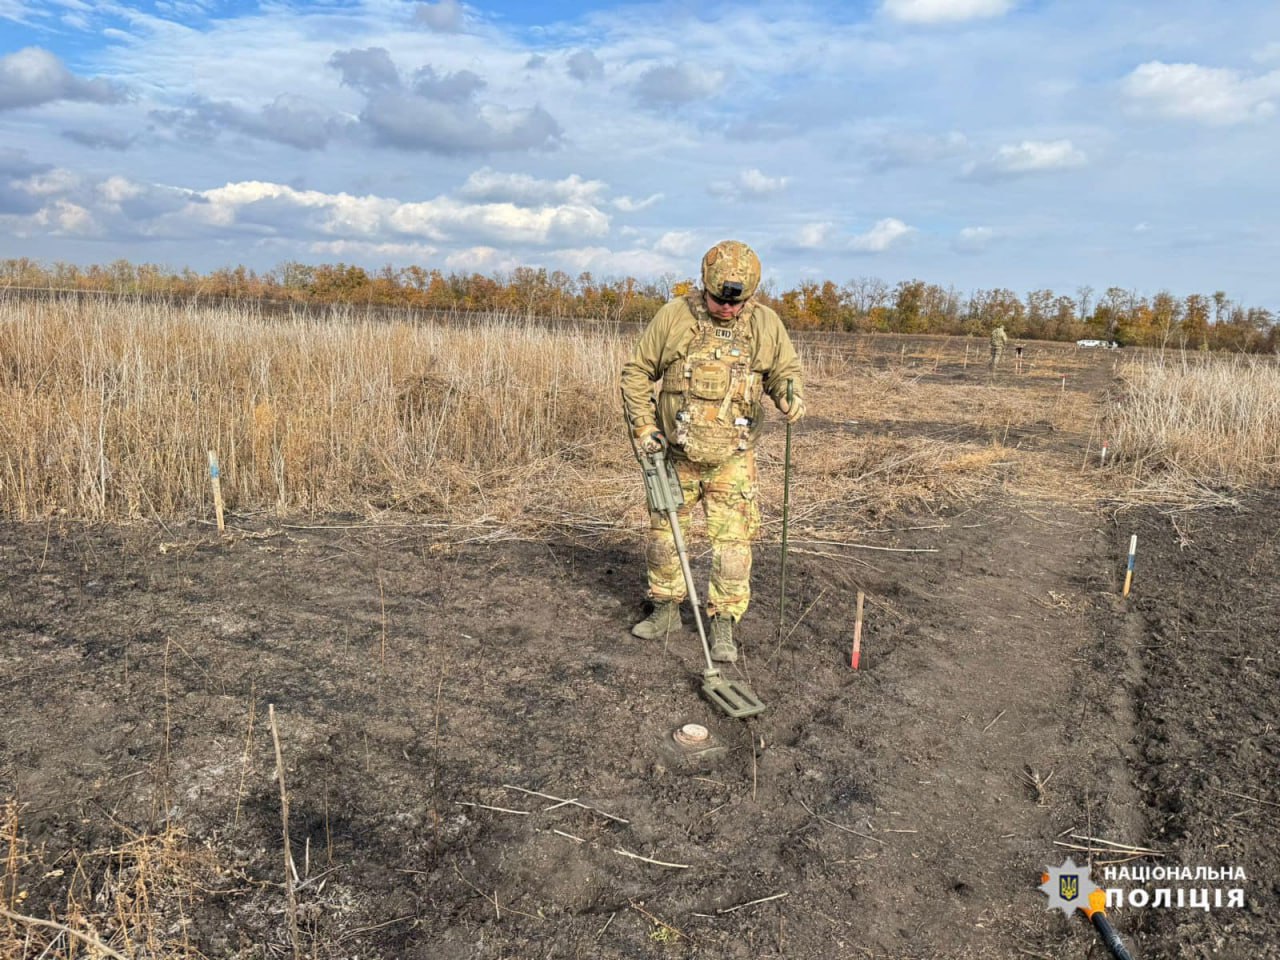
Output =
[
  {"x1": 7, "y1": 317, "x2": 1273, "y2": 958},
  {"x1": 0, "y1": 300, "x2": 1112, "y2": 545},
  {"x1": 1106, "y1": 352, "x2": 1280, "y2": 506},
  {"x1": 1, "y1": 801, "x2": 230, "y2": 960}
]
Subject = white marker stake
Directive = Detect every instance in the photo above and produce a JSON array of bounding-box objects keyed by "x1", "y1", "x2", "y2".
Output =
[
  {"x1": 208, "y1": 450, "x2": 226, "y2": 533},
  {"x1": 851, "y1": 590, "x2": 865, "y2": 670},
  {"x1": 1100, "y1": 442, "x2": 1109, "y2": 465},
  {"x1": 1122, "y1": 535, "x2": 1137, "y2": 597}
]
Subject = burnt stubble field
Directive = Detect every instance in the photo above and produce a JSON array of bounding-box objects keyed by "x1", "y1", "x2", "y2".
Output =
[{"x1": 3, "y1": 331, "x2": 1278, "y2": 959}]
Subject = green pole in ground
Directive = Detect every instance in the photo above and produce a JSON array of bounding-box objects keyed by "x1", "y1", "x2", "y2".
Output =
[{"x1": 779, "y1": 378, "x2": 794, "y2": 638}]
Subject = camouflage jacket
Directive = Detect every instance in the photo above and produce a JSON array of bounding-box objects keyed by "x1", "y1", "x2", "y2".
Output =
[{"x1": 620, "y1": 293, "x2": 804, "y2": 454}]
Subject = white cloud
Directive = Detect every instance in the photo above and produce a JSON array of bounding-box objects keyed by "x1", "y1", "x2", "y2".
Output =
[
  {"x1": 0, "y1": 46, "x2": 126, "y2": 110},
  {"x1": 850, "y1": 218, "x2": 914, "y2": 252},
  {"x1": 324, "y1": 47, "x2": 563, "y2": 154},
  {"x1": 882, "y1": 0, "x2": 1016, "y2": 25},
  {"x1": 151, "y1": 94, "x2": 350, "y2": 150},
  {"x1": 633, "y1": 63, "x2": 724, "y2": 107},
  {"x1": 1123, "y1": 61, "x2": 1280, "y2": 125},
  {"x1": 444, "y1": 246, "x2": 520, "y2": 272},
  {"x1": 0, "y1": 0, "x2": 35, "y2": 23},
  {"x1": 548, "y1": 245, "x2": 679, "y2": 278},
  {"x1": 653, "y1": 231, "x2": 695, "y2": 257},
  {"x1": 794, "y1": 222, "x2": 837, "y2": 249},
  {"x1": 311, "y1": 239, "x2": 440, "y2": 260},
  {"x1": 965, "y1": 139, "x2": 1086, "y2": 180},
  {"x1": 709, "y1": 168, "x2": 790, "y2": 199},
  {"x1": 614, "y1": 193, "x2": 663, "y2": 212},
  {"x1": 34, "y1": 199, "x2": 96, "y2": 234},
  {"x1": 99, "y1": 175, "x2": 141, "y2": 205},
  {"x1": 458, "y1": 169, "x2": 606, "y2": 206},
  {"x1": 21, "y1": 168, "x2": 83, "y2": 196},
  {"x1": 194, "y1": 179, "x2": 611, "y2": 247},
  {"x1": 791, "y1": 218, "x2": 913, "y2": 253},
  {"x1": 953, "y1": 225, "x2": 994, "y2": 253},
  {"x1": 8, "y1": 0, "x2": 1280, "y2": 303},
  {"x1": 1, "y1": 164, "x2": 614, "y2": 251},
  {"x1": 391, "y1": 197, "x2": 609, "y2": 245}
]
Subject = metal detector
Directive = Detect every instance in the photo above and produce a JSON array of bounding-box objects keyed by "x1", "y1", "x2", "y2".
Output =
[{"x1": 633, "y1": 441, "x2": 765, "y2": 719}]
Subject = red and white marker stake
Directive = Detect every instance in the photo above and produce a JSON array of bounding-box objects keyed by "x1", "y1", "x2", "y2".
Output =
[{"x1": 851, "y1": 590, "x2": 865, "y2": 670}]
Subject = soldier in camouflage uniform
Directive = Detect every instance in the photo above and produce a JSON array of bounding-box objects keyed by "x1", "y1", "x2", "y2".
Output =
[
  {"x1": 989, "y1": 324, "x2": 1008, "y2": 370},
  {"x1": 620, "y1": 240, "x2": 805, "y2": 663}
]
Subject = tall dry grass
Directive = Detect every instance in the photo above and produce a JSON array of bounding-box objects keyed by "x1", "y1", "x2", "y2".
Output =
[
  {"x1": 1107, "y1": 354, "x2": 1280, "y2": 492},
  {"x1": 1, "y1": 298, "x2": 1064, "y2": 533},
  {"x1": 0, "y1": 298, "x2": 630, "y2": 521}
]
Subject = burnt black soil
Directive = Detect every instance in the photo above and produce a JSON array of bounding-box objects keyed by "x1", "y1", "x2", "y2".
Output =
[
  {"x1": 2, "y1": 350, "x2": 1277, "y2": 959},
  {"x1": 1104, "y1": 495, "x2": 1280, "y2": 959}
]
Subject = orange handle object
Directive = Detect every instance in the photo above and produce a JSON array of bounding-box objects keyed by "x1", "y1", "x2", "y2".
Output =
[{"x1": 1038, "y1": 875, "x2": 1134, "y2": 960}]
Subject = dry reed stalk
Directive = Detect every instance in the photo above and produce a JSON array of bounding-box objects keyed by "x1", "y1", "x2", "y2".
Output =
[
  {"x1": 0, "y1": 300, "x2": 1135, "y2": 541},
  {"x1": 0, "y1": 905, "x2": 130, "y2": 960},
  {"x1": 160, "y1": 638, "x2": 173, "y2": 827},
  {"x1": 233, "y1": 683, "x2": 257, "y2": 829},
  {"x1": 268, "y1": 704, "x2": 303, "y2": 960},
  {"x1": 1, "y1": 810, "x2": 223, "y2": 960},
  {"x1": 0, "y1": 299, "x2": 632, "y2": 521},
  {"x1": 378, "y1": 572, "x2": 388, "y2": 667},
  {"x1": 0, "y1": 801, "x2": 24, "y2": 953},
  {"x1": 1108, "y1": 354, "x2": 1280, "y2": 497}
]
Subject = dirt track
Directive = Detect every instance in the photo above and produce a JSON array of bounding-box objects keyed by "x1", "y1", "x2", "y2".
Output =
[{"x1": 2, "y1": 343, "x2": 1277, "y2": 959}]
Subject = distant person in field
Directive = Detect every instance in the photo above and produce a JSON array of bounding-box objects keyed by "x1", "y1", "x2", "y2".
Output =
[
  {"x1": 989, "y1": 324, "x2": 1008, "y2": 371},
  {"x1": 620, "y1": 240, "x2": 805, "y2": 663}
]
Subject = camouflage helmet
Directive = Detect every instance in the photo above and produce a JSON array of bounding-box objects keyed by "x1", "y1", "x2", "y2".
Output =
[{"x1": 701, "y1": 240, "x2": 761, "y2": 303}]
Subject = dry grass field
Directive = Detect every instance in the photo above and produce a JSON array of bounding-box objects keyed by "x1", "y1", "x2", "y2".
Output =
[{"x1": 2, "y1": 300, "x2": 1277, "y2": 959}]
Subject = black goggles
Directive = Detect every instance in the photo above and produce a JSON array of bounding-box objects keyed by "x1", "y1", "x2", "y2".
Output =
[{"x1": 708, "y1": 281, "x2": 745, "y2": 306}]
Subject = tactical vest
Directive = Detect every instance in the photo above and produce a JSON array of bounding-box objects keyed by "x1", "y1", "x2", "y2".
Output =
[{"x1": 661, "y1": 296, "x2": 761, "y2": 466}]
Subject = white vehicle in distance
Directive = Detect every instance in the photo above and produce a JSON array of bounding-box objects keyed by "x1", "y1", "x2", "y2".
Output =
[{"x1": 1076, "y1": 339, "x2": 1119, "y2": 349}]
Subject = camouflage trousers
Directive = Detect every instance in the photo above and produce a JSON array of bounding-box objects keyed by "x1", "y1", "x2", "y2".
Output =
[
  {"x1": 989, "y1": 344, "x2": 1004, "y2": 370},
  {"x1": 645, "y1": 450, "x2": 761, "y2": 622}
]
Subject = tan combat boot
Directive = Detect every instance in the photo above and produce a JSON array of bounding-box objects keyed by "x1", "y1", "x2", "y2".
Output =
[
  {"x1": 632, "y1": 601, "x2": 681, "y2": 639},
  {"x1": 709, "y1": 616, "x2": 737, "y2": 663}
]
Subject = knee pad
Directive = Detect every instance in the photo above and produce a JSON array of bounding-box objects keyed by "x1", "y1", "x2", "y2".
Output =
[
  {"x1": 646, "y1": 537, "x2": 678, "y2": 569},
  {"x1": 715, "y1": 541, "x2": 753, "y2": 582}
]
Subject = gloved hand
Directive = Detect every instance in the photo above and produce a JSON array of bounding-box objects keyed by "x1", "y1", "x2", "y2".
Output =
[
  {"x1": 779, "y1": 395, "x2": 806, "y2": 424},
  {"x1": 633, "y1": 423, "x2": 665, "y2": 454}
]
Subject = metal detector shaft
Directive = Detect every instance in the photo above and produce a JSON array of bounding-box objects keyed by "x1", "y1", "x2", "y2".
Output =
[
  {"x1": 1092, "y1": 914, "x2": 1135, "y2": 960},
  {"x1": 663, "y1": 506, "x2": 717, "y2": 673},
  {"x1": 642, "y1": 448, "x2": 716, "y2": 674},
  {"x1": 627, "y1": 411, "x2": 766, "y2": 718},
  {"x1": 779, "y1": 378, "x2": 793, "y2": 635}
]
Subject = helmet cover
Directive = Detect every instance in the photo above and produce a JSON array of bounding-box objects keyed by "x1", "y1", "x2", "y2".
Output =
[{"x1": 701, "y1": 240, "x2": 761, "y2": 303}]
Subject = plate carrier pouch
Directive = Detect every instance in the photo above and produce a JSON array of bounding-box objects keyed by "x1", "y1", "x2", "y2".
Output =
[{"x1": 662, "y1": 296, "x2": 761, "y2": 466}]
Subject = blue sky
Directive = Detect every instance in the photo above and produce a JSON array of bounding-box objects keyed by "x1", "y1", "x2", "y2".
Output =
[{"x1": 3, "y1": 0, "x2": 1280, "y2": 304}]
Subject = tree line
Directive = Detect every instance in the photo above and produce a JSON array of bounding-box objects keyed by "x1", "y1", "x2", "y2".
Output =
[{"x1": 3, "y1": 257, "x2": 1276, "y2": 352}]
